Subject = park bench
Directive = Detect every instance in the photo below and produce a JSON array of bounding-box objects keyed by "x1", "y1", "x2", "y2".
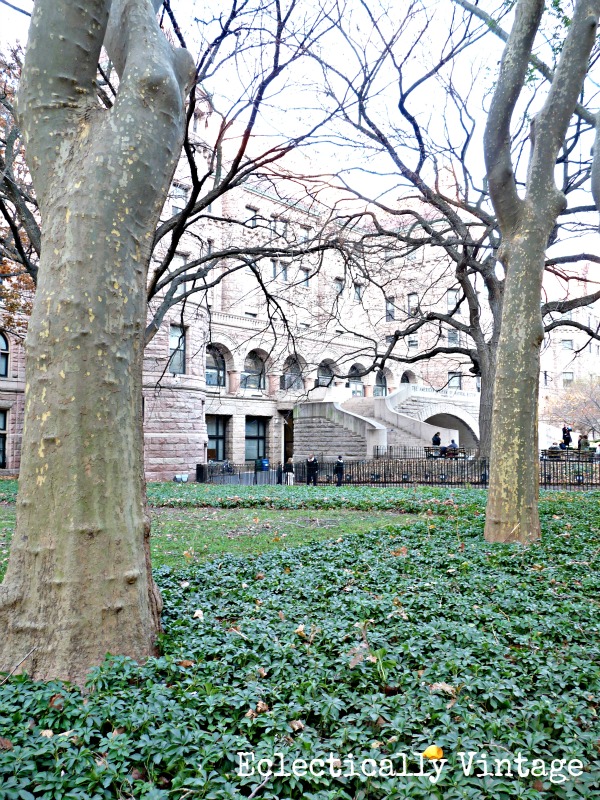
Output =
[
  {"x1": 540, "y1": 449, "x2": 595, "y2": 462},
  {"x1": 424, "y1": 446, "x2": 467, "y2": 459}
]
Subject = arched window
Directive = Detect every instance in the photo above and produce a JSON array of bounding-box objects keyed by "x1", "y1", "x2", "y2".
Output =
[
  {"x1": 205, "y1": 345, "x2": 226, "y2": 388},
  {"x1": 374, "y1": 370, "x2": 388, "y2": 397},
  {"x1": 241, "y1": 351, "x2": 266, "y2": 390},
  {"x1": 280, "y1": 356, "x2": 303, "y2": 390},
  {"x1": 0, "y1": 333, "x2": 8, "y2": 378},
  {"x1": 348, "y1": 365, "x2": 364, "y2": 397},
  {"x1": 317, "y1": 362, "x2": 334, "y2": 387}
]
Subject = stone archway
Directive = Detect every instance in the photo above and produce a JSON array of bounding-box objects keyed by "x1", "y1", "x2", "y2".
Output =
[{"x1": 417, "y1": 402, "x2": 480, "y2": 447}]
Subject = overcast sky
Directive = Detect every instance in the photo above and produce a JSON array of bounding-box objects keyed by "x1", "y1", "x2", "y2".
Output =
[{"x1": 0, "y1": 0, "x2": 31, "y2": 46}]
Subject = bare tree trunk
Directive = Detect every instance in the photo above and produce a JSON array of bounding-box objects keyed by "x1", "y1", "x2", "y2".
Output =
[
  {"x1": 477, "y1": 352, "x2": 496, "y2": 460},
  {"x1": 0, "y1": 0, "x2": 193, "y2": 684},
  {"x1": 483, "y1": 0, "x2": 600, "y2": 543},
  {"x1": 485, "y1": 218, "x2": 549, "y2": 541}
]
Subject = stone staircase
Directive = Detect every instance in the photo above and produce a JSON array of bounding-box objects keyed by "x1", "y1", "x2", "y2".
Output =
[
  {"x1": 341, "y1": 397, "x2": 426, "y2": 449},
  {"x1": 293, "y1": 401, "x2": 386, "y2": 460}
]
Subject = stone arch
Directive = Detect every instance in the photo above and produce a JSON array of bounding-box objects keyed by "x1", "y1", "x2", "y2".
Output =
[
  {"x1": 419, "y1": 402, "x2": 480, "y2": 447},
  {"x1": 206, "y1": 330, "x2": 245, "y2": 372},
  {"x1": 281, "y1": 354, "x2": 305, "y2": 391},
  {"x1": 205, "y1": 341, "x2": 234, "y2": 372},
  {"x1": 373, "y1": 368, "x2": 389, "y2": 396},
  {"x1": 316, "y1": 358, "x2": 337, "y2": 387},
  {"x1": 400, "y1": 370, "x2": 417, "y2": 384},
  {"x1": 241, "y1": 347, "x2": 270, "y2": 391}
]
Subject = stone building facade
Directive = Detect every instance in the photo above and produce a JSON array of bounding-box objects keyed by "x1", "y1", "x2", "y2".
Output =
[{"x1": 2, "y1": 172, "x2": 599, "y2": 477}]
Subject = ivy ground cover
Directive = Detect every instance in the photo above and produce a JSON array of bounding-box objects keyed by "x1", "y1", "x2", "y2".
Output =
[{"x1": 0, "y1": 485, "x2": 599, "y2": 799}]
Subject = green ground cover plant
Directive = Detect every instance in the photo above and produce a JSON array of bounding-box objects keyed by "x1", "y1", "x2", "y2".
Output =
[{"x1": 0, "y1": 485, "x2": 599, "y2": 799}]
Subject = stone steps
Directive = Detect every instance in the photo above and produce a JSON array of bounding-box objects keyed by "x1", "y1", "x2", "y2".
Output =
[{"x1": 341, "y1": 397, "x2": 430, "y2": 448}]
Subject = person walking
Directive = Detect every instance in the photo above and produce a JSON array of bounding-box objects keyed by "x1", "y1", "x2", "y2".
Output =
[
  {"x1": 333, "y1": 455, "x2": 345, "y2": 487},
  {"x1": 283, "y1": 457, "x2": 295, "y2": 486},
  {"x1": 306, "y1": 453, "x2": 319, "y2": 486}
]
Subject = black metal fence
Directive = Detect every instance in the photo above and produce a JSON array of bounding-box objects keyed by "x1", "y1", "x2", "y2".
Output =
[
  {"x1": 202, "y1": 456, "x2": 600, "y2": 489},
  {"x1": 373, "y1": 445, "x2": 479, "y2": 459}
]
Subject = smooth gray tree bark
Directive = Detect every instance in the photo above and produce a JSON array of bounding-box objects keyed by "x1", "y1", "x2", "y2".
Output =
[
  {"x1": 484, "y1": 0, "x2": 600, "y2": 542},
  {"x1": 0, "y1": 0, "x2": 194, "y2": 684}
]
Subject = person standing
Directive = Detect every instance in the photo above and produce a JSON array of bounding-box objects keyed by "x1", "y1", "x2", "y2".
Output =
[
  {"x1": 306, "y1": 453, "x2": 319, "y2": 486},
  {"x1": 334, "y1": 455, "x2": 345, "y2": 487},
  {"x1": 283, "y1": 457, "x2": 295, "y2": 485},
  {"x1": 562, "y1": 425, "x2": 572, "y2": 448},
  {"x1": 431, "y1": 432, "x2": 441, "y2": 446}
]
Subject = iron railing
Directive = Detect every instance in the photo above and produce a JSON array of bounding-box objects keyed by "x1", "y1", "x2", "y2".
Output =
[
  {"x1": 373, "y1": 445, "x2": 480, "y2": 459},
  {"x1": 202, "y1": 456, "x2": 600, "y2": 489}
]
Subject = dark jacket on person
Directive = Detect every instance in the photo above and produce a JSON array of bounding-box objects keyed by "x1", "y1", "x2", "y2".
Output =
[
  {"x1": 306, "y1": 457, "x2": 319, "y2": 476},
  {"x1": 431, "y1": 433, "x2": 441, "y2": 446},
  {"x1": 334, "y1": 458, "x2": 344, "y2": 476},
  {"x1": 283, "y1": 461, "x2": 294, "y2": 473}
]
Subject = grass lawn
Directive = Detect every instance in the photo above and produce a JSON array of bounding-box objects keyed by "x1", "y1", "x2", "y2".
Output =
[
  {"x1": 150, "y1": 506, "x2": 415, "y2": 567},
  {"x1": 0, "y1": 483, "x2": 599, "y2": 799}
]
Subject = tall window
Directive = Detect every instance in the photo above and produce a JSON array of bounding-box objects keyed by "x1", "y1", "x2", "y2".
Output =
[
  {"x1": 317, "y1": 362, "x2": 334, "y2": 387},
  {"x1": 0, "y1": 333, "x2": 8, "y2": 378},
  {"x1": 205, "y1": 346, "x2": 226, "y2": 388},
  {"x1": 300, "y1": 226, "x2": 310, "y2": 242},
  {"x1": 270, "y1": 217, "x2": 288, "y2": 238},
  {"x1": 168, "y1": 325, "x2": 186, "y2": 374},
  {"x1": 299, "y1": 268, "x2": 310, "y2": 287},
  {"x1": 407, "y1": 293, "x2": 419, "y2": 316},
  {"x1": 562, "y1": 371, "x2": 574, "y2": 387},
  {"x1": 272, "y1": 260, "x2": 288, "y2": 282},
  {"x1": 0, "y1": 410, "x2": 5, "y2": 469},
  {"x1": 246, "y1": 206, "x2": 259, "y2": 227},
  {"x1": 280, "y1": 357, "x2": 303, "y2": 391},
  {"x1": 334, "y1": 278, "x2": 344, "y2": 295},
  {"x1": 349, "y1": 365, "x2": 364, "y2": 396},
  {"x1": 353, "y1": 283, "x2": 363, "y2": 301},
  {"x1": 385, "y1": 297, "x2": 395, "y2": 321},
  {"x1": 374, "y1": 370, "x2": 388, "y2": 397},
  {"x1": 207, "y1": 416, "x2": 227, "y2": 461},
  {"x1": 171, "y1": 183, "x2": 189, "y2": 216},
  {"x1": 241, "y1": 351, "x2": 266, "y2": 389},
  {"x1": 245, "y1": 417, "x2": 267, "y2": 460},
  {"x1": 171, "y1": 253, "x2": 187, "y2": 298},
  {"x1": 407, "y1": 336, "x2": 419, "y2": 350},
  {"x1": 448, "y1": 372, "x2": 462, "y2": 390},
  {"x1": 447, "y1": 288, "x2": 459, "y2": 312},
  {"x1": 447, "y1": 328, "x2": 460, "y2": 346}
]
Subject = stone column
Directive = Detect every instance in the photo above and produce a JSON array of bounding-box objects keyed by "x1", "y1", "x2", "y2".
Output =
[
  {"x1": 228, "y1": 370, "x2": 240, "y2": 394},
  {"x1": 229, "y1": 413, "x2": 247, "y2": 463},
  {"x1": 268, "y1": 373, "x2": 280, "y2": 396}
]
